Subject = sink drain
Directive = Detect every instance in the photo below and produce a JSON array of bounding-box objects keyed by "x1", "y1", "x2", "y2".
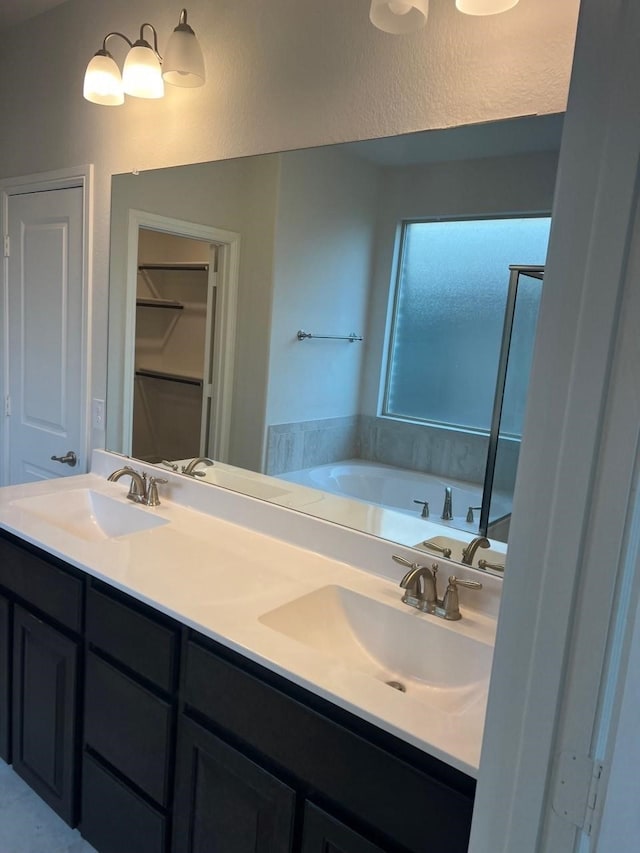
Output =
[{"x1": 386, "y1": 680, "x2": 407, "y2": 693}]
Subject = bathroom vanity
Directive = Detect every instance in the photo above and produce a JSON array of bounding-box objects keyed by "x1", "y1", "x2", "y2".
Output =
[{"x1": 0, "y1": 452, "x2": 499, "y2": 853}]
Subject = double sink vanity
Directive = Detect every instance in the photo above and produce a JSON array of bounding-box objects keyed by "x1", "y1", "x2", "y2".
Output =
[{"x1": 0, "y1": 450, "x2": 500, "y2": 853}]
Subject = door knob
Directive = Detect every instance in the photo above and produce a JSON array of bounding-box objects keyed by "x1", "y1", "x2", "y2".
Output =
[{"x1": 51, "y1": 450, "x2": 78, "y2": 467}]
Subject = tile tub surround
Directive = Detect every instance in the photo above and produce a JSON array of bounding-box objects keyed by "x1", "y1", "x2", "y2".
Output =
[
  {"x1": 359, "y1": 415, "x2": 489, "y2": 484},
  {"x1": 265, "y1": 414, "x2": 518, "y2": 489},
  {"x1": 0, "y1": 761, "x2": 96, "y2": 853},
  {"x1": 266, "y1": 415, "x2": 360, "y2": 475},
  {"x1": 0, "y1": 449, "x2": 502, "y2": 777}
]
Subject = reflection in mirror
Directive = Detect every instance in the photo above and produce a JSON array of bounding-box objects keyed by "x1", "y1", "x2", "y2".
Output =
[
  {"x1": 481, "y1": 265, "x2": 545, "y2": 542},
  {"x1": 107, "y1": 114, "x2": 563, "y2": 572}
]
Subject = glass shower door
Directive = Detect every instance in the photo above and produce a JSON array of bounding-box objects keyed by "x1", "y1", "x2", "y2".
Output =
[{"x1": 480, "y1": 265, "x2": 544, "y2": 542}]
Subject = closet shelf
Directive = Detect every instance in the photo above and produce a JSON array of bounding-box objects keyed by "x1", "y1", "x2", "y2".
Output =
[
  {"x1": 138, "y1": 263, "x2": 209, "y2": 272},
  {"x1": 135, "y1": 368, "x2": 203, "y2": 387},
  {"x1": 136, "y1": 298, "x2": 184, "y2": 310}
]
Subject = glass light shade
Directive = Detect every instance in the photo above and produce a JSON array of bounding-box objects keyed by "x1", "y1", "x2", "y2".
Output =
[
  {"x1": 369, "y1": 0, "x2": 429, "y2": 34},
  {"x1": 162, "y1": 25, "x2": 205, "y2": 87},
  {"x1": 456, "y1": 0, "x2": 519, "y2": 14},
  {"x1": 83, "y1": 52, "x2": 124, "y2": 106},
  {"x1": 122, "y1": 43, "x2": 164, "y2": 98}
]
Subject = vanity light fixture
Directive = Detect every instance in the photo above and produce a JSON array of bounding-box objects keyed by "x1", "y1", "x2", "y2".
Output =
[
  {"x1": 455, "y1": 0, "x2": 519, "y2": 14},
  {"x1": 369, "y1": 0, "x2": 429, "y2": 34},
  {"x1": 162, "y1": 9, "x2": 205, "y2": 87},
  {"x1": 369, "y1": 0, "x2": 519, "y2": 34},
  {"x1": 83, "y1": 8, "x2": 204, "y2": 106},
  {"x1": 122, "y1": 25, "x2": 164, "y2": 99}
]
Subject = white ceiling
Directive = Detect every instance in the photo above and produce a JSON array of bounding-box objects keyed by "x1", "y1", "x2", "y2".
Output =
[{"x1": 0, "y1": 0, "x2": 69, "y2": 31}]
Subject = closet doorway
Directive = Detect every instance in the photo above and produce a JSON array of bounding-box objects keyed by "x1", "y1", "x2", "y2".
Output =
[
  {"x1": 122, "y1": 212, "x2": 240, "y2": 464},
  {"x1": 133, "y1": 230, "x2": 212, "y2": 462}
]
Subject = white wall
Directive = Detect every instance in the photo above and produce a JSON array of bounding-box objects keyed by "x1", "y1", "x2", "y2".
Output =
[
  {"x1": 0, "y1": 0, "x2": 580, "y2": 453},
  {"x1": 267, "y1": 145, "x2": 379, "y2": 426}
]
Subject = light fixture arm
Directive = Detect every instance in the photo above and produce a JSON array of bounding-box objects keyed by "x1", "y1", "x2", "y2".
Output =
[
  {"x1": 138, "y1": 22, "x2": 161, "y2": 58},
  {"x1": 175, "y1": 8, "x2": 196, "y2": 35},
  {"x1": 101, "y1": 31, "x2": 134, "y2": 53}
]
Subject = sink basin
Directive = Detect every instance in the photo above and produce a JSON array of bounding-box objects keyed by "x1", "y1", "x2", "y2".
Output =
[
  {"x1": 11, "y1": 489, "x2": 169, "y2": 542},
  {"x1": 259, "y1": 585, "x2": 492, "y2": 713}
]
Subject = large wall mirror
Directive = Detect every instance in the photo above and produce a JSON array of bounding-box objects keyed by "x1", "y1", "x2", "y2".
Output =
[{"x1": 106, "y1": 113, "x2": 563, "y2": 572}]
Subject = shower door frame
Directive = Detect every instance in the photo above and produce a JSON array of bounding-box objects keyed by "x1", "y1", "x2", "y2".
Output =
[{"x1": 479, "y1": 264, "x2": 544, "y2": 538}]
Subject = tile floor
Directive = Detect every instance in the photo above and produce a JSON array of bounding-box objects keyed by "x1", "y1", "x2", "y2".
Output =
[{"x1": 0, "y1": 760, "x2": 97, "y2": 853}]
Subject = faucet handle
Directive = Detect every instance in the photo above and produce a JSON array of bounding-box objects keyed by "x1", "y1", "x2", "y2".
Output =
[
  {"x1": 413, "y1": 499, "x2": 429, "y2": 518},
  {"x1": 477, "y1": 558, "x2": 505, "y2": 572},
  {"x1": 146, "y1": 476, "x2": 168, "y2": 507},
  {"x1": 441, "y1": 575, "x2": 483, "y2": 621},
  {"x1": 420, "y1": 539, "x2": 452, "y2": 558},
  {"x1": 466, "y1": 505, "x2": 482, "y2": 523}
]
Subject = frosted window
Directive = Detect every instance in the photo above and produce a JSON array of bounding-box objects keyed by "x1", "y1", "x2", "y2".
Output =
[{"x1": 384, "y1": 217, "x2": 551, "y2": 432}]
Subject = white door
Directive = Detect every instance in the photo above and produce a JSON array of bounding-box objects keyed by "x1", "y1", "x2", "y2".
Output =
[{"x1": 5, "y1": 185, "x2": 84, "y2": 483}]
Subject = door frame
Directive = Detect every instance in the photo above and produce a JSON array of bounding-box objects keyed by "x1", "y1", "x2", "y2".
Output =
[
  {"x1": 0, "y1": 165, "x2": 94, "y2": 484},
  {"x1": 470, "y1": 0, "x2": 640, "y2": 849},
  {"x1": 121, "y1": 210, "x2": 240, "y2": 462}
]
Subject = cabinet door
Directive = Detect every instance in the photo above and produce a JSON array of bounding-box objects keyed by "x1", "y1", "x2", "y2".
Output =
[
  {"x1": 0, "y1": 594, "x2": 9, "y2": 762},
  {"x1": 301, "y1": 804, "x2": 387, "y2": 853},
  {"x1": 12, "y1": 605, "x2": 78, "y2": 825},
  {"x1": 173, "y1": 716, "x2": 296, "y2": 853}
]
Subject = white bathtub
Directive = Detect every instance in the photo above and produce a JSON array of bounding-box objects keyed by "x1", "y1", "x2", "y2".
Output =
[{"x1": 278, "y1": 460, "x2": 488, "y2": 527}]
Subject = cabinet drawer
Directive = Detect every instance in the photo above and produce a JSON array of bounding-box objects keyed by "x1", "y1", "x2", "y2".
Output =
[
  {"x1": 184, "y1": 638, "x2": 474, "y2": 853},
  {"x1": 0, "y1": 536, "x2": 82, "y2": 632},
  {"x1": 87, "y1": 584, "x2": 178, "y2": 692},
  {"x1": 81, "y1": 751, "x2": 167, "y2": 853},
  {"x1": 85, "y1": 651, "x2": 173, "y2": 805}
]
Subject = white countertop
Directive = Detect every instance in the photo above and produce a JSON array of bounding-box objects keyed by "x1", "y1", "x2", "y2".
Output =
[{"x1": 0, "y1": 452, "x2": 501, "y2": 777}]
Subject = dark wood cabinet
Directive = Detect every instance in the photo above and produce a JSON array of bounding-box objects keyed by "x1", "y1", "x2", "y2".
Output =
[
  {"x1": 84, "y1": 650, "x2": 173, "y2": 805},
  {"x1": 11, "y1": 604, "x2": 79, "y2": 825},
  {"x1": 182, "y1": 637, "x2": 475, "y2": 853},
  {"x1": 0, "y1": 530, "x2": 476, "y2": 853},
  {"x1": 0, "y1": 535, "x2": 83, "y2": 632},
  {"x1": 86, "y1": 584, "x2": 178, "y2": 693},
  {"x1": 301, "y1": 804, "x2": 387, "y2": 853},
  {"x1": 173, "y1": 715, "x2": 296, "y2": 853},
  {"x1": 0, "y1": 593, "x2": 9, "y2": 762},
  {"x1": 81, "y1": 752, "x2": 167, "y2": 853},
  {"x1": 81, "y1": 579, "x2": 179, "y2": 853}
]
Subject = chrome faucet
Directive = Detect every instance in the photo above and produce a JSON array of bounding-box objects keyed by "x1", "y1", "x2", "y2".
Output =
[
  {"x1": 393, "y1": 555, "x2": 438, "y2": 610},
  {"x1": 107, "y1": 466, "x2": 167, "y2": 506},
  {"x1": 393, "y1": 555, "x2": 482, "y2": 620},
  {"x1": 461, "y1": 536, "x2": 490, "y2": 566},
  {"x1": 441, "y1": 487, "x2": 453, "y2": 520},
  {"x1": 108, "y1": 466, "x2": 147, "y2": 501},
  {"x1": 181, "y1": 457, "x2": 214, "y2": 477}
]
